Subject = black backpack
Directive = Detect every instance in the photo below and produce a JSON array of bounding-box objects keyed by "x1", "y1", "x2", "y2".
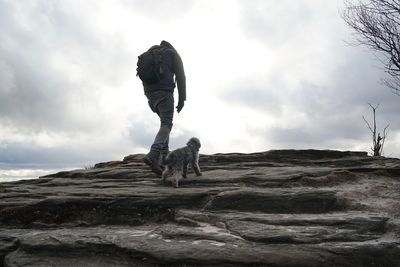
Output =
[{"x1": 136, "y1": 47, "x2": 165, "y2": 84}]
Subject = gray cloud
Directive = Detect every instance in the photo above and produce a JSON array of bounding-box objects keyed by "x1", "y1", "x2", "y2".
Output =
[
  {"x1": 0, "y1": 140, "x2": 95, "y2": 166},
  {"x1": 222, "y1": 78, "x2": 284, "y2": 116},
  {"x1": 126, "y1": 118, "x2": 157, "y2": 150},
  {"x1": 239, "y1": 0, "x2": 315, "y2": 48},
  {"x1": 122, "y1": 0, "x2": 194, "y2": 21},
  {"x1": 328, "y1": 52, "x2": 400, "y2": 132},
  {"x1": 1, "y1": 0, "x2": 399, "y2": 170},
  {"x1": 216, "y1": 0, "x2": 400, "y2": 155},
  {"x1": 221, "y1": 46, "x2": 399, "y2": 153},
  {"x1": 0, "y1": 1, "x2": 142, "y2": 167},
  {"x1": 0, "y1": 1, "x2": 133, "y2": 134}
]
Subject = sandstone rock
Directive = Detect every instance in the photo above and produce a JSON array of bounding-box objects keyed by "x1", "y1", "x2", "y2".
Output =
[{"x1": 0, "y1": 149, "x2": 399, "y2": 266}]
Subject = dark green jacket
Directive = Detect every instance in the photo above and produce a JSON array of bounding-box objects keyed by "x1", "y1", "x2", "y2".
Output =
[{"x1": 143, "y1": 41, "x2": 186, "y2": 102}]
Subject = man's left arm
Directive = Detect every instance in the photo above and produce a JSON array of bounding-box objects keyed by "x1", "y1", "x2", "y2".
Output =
[{"x1": 173, "y1": 51, "x2": 186, "y2": 113}]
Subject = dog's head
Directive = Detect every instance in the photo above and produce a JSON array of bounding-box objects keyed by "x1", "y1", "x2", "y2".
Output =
[{"x1": 187, "y1": 137, "x2": 201, "y2": 151}]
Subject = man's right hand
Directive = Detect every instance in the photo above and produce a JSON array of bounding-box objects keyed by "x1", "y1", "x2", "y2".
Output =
[{"x1": 176, "y1": 100, "x2": 184, "y2": 113}]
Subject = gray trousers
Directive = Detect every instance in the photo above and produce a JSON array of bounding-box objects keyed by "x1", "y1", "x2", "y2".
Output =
[{"x1": 146, "y1": 91, "x2": 174, "y2": 156}]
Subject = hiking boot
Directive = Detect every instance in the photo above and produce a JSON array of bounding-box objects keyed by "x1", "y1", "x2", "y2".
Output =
[{"x1": 143, "y1": 152, "x2": 163, "y2": 176}]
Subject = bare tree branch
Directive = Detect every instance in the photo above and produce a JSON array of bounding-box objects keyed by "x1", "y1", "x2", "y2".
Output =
[
  {"x1": 380, "y1": 123, "x2": 390, "y2": 154},
  {"x1": 362, "y1": 115, "x2": 375, "y2": 133},
  {"x1": 343, "y1": 0, "x2": 400, "y2": 95},
  {"x1": 362, "y1": 103, "x2": 390, "y2": 156}
]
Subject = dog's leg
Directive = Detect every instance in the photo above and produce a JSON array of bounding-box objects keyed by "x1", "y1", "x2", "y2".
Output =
[
  {"x1": 192, "y1": 154, "x2": 202, "y2": 176},
  {"x1": 182, "y1": 162, "x2": 188, "y2": 179},
  {"x1": 173, "y1": 172, "x2": 180, "y2": 188},
  {"x1": 162, "y1": 166, "x2": 171, "y2": 184}
]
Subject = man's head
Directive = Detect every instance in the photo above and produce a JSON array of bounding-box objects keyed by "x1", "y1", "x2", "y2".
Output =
[{"x1": 160, "y1": 40, "x2": 175, "y2": 50}]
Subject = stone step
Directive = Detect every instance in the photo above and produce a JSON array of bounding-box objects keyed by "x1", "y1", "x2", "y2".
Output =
[
  {"x1": 0, "y1": 187, "x2": 340, "y2": 227},
  {"x1": 203, "y1": 188, "x2": 339, "y2": 213},
  {"x1": 176, "y1": 209, "x2": 388, "y2": 229},
  {"x1": 177, "y1": 167, "x2": 333, "y2": 187},
  {"x1": 175, "y1": 210, "x2": 388, "y2": 244},
  {"x1": 0, "y1": 187, "x2": 225, "y2": 227},
  {"x1": 41, "y1": 165, "x2": 337, "y2": 188},
  {"x1": 1, "y1": 225, "x2": 398, "y2": 267}
]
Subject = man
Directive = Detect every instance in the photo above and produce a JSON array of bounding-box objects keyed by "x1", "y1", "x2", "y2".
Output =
[{"x1": 141, "y1": 40, "x2": 186, "y2": 175}]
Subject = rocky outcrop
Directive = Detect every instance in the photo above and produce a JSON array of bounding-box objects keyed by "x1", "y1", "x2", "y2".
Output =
[{"x1": 0, "y1": 149, "x2": 400, "y2": 266}]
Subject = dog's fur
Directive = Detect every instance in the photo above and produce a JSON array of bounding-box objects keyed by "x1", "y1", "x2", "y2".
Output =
[{"x1": 162, "y1": 137, "x2": 202, "y2": 187}]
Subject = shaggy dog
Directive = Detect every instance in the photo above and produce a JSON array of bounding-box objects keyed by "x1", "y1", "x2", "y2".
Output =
[{"x1": 162, "y1": 137, "x2": 202, "y2": 187}]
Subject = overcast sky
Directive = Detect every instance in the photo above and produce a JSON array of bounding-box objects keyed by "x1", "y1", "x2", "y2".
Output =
[{"x1": 0, "y1": 0, "x2": 399, "y2": 174}]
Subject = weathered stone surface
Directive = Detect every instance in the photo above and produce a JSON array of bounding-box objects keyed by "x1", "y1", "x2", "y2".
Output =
[
  {"x1": 0, "y1": 149, "x2": 400, "y2": 266},
  {"x1": 203, "y1": 188, "x2": 338, "y2": 213}
]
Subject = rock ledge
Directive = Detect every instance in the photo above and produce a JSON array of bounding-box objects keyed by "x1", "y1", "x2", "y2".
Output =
[{"x1": 1, "y1": 149, "x2": 400, "y2": 266}]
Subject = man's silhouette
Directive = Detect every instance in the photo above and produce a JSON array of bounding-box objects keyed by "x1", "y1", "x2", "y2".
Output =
[{"x1": 141, "y1": 40, "x2": 186, "y2": 175}]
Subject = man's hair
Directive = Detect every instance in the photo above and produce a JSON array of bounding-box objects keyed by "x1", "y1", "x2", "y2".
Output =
[{"x1": 160, "y1": 40, "x2": 175, "y2": 50}]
